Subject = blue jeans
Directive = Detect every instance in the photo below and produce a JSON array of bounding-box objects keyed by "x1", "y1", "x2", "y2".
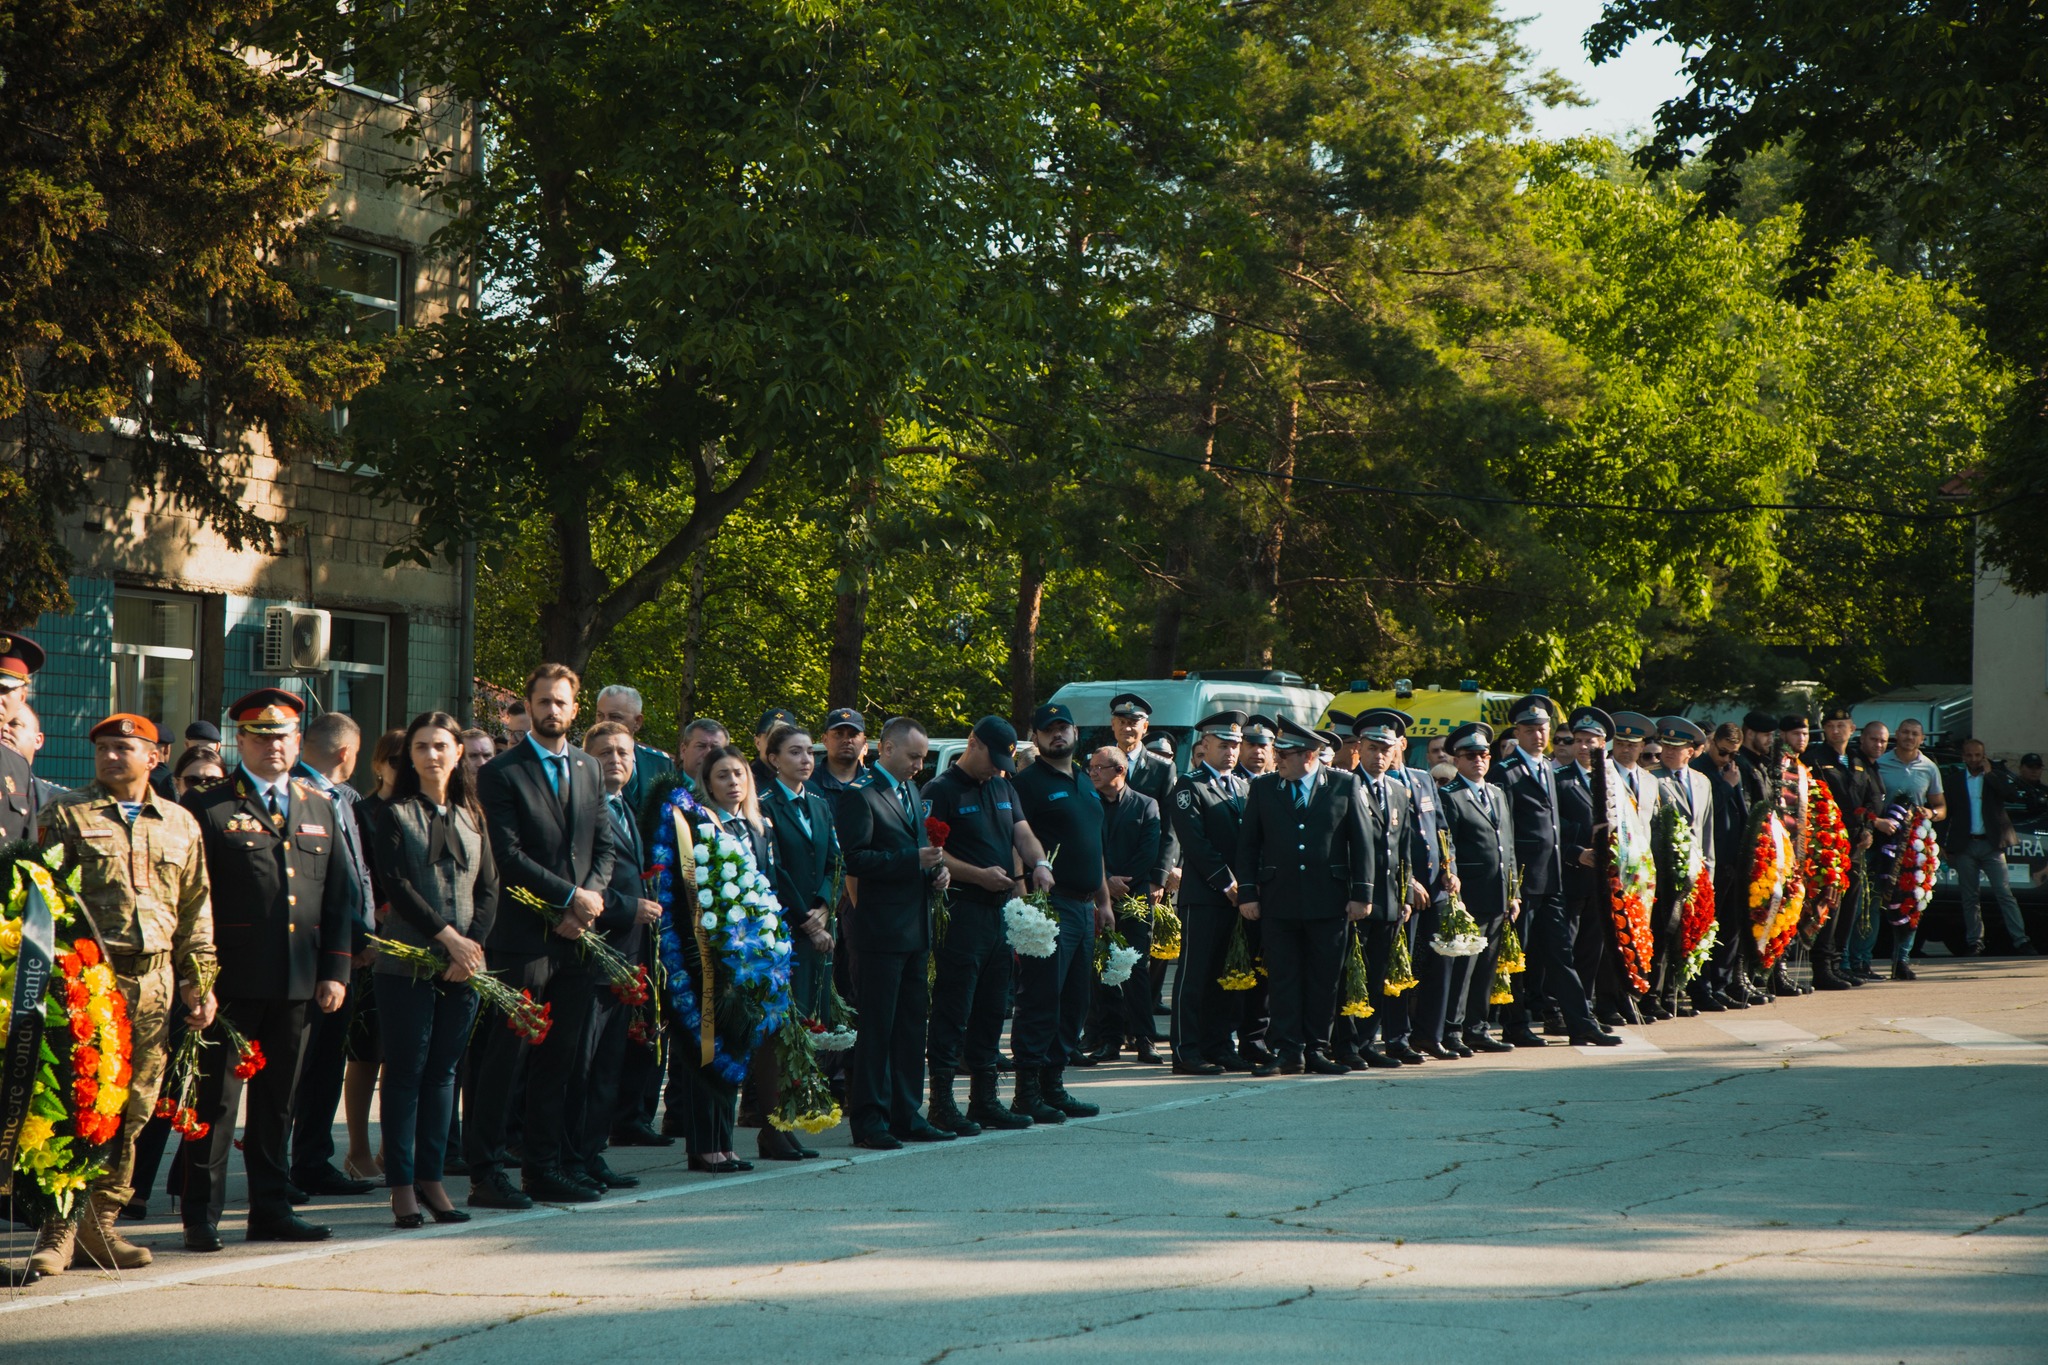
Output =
[
  {"x1": 375, "y1": 971, "x2": 477, "y2": 1187},
  {"x1": 1952, "y1": 838, "x2": 2029, "y2": 947},
  {"x1": 1010, "y1": 894, "x2": 1096, "y2": 1069}
]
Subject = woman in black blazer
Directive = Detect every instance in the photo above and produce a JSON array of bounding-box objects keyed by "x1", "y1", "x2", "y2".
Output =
[{"x1": 751, "y1": 726, "x2": 840, "y2": 1160}]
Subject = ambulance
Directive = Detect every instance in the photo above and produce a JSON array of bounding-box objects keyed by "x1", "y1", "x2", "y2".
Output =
[{"x1": 1315, "y1": 679, "x2": 1519, "y2": 738}]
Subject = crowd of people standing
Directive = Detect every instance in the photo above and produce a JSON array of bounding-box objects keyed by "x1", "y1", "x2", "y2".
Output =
[{"x1": 0, "y1": 624, "x2": 2033, "y2": 1278}]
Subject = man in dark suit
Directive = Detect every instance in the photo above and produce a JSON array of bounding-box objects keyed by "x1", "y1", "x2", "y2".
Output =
[
  {"x1": 470, "y1": 663, "x2": 616, "y2": 1208},
  {"x1": 1235, "y1": 717, "x2": 1372, "y2": 1075},
  {"x1": 1490, "y1": 696, "x2": 1619, "y2": 1048},
  {"x1": 1349, "y1": 709, "x2": 1427, "y2": 1067},
  {"x1": 181, "y1": 689, "x2": 360, "y2": 1248},
  {"x1": 0, "y1": 631, "x2": 45, "y2": 839},
  {"x1": 1082, "y1": 746, "x2": 1165, "y2": 1064},
  {"x1": 1167, "y1": 710, "x2": 1249, "y2": 1076},
  {"x1": 834, "y1": 716, "x2": 951, "y2": 1149},
  {"x1": 571, "y1": 720, "x2": 665, "y2": 1187},
  {"x1": 1944, "y1": 738, "x2": 2034, "y2": 955},
  {"x1": 1439, "y1": 723, "x2": 1518, "y2": 1053},
  {"x1": 1555, "y1": 707, "x2": 1616, "y2": 1027},
  {"x1": 1695, "y1": 717, "x2": 1764, "y2": 1006},
  {"x1": 1391, "y1": 718, "x2": 1468, "y2": 1059},
  {"x1": 1107, "y1": 693, "x2": 1180, "y2": 904}
]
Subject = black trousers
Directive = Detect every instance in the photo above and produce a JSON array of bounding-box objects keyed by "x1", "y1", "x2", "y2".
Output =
[
  {"x1": 287, "y1": 981, "x2": 356, "y2": 1182},
  {"x1": 1708, "y1": 871, "x2": 1750, "y2": 993},
  {"x1": 184, "y1": 996, "x2": 311, "y2": 1229},
  {"x1": 1011, "y1": 894, "x2": 1095, "y2": 1070},
  {"x1": 1169, "y1": 895, "x2": 1238, "y2": 1065},
  {"x1": 1261, "y1": 915, "x2": 1348, "y2": 1057},
  {"x1": 1527, "y1": 888, "x2": 1598, "y2": 1033},
  {"x1": 573, "y1": 985, "x2": 631, "y2": 1170},
  {"x1": 1458, "y1": 914, "x2": 1506, "y2": 1038},
  {"x1": 1571, "y1": 889, "x2": 1608, "y2": 1012},
  {"x1": 926, "y1": 897, "x2": 1010, "y2": 1075},
  {"x1": 1648, "y1": 888, "x2": 1685, "y2": 998},
  {"x1": 1359, "y1": 916, "x2": 1413, "y2": 1048},
  {"x1": 1086, "y1": 908, "x2": 1155, "y2": 1048},
  {"x1": 850, "y1": 948, "x2": 929, "y2": 1135},
  {"x1": 466, "y1": 947, "x2": 597, "y2": 1180},
  {"x1": 674, "y1": 1060, "x2": 737, "y2": 1159}
]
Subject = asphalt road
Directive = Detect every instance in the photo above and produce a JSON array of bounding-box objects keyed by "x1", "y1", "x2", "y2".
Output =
[{"x1": 5, "y1": 959, "x2": 2045, "y2": 1363}]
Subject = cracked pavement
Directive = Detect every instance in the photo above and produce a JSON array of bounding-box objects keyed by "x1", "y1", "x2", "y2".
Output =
[{"x1": 4, "y1": 959, "x2": 2045, "y2": 1362}]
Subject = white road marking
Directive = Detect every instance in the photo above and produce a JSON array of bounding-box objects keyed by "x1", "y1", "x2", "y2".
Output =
[
  {"x1": 1887, "y1": 1016, "x2": 2048, "y2": 1051},
  {"x1": 1576, "y1": 1028, "x2": 1663, "y2": 1055},
  {"x1": 1713, "y1": 1019, "x2": 1845, "y2": 1052}
]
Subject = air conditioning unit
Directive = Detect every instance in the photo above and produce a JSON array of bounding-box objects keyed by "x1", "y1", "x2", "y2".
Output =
[{"x1": 261, "y1": 606, "x2": 331, "y2": 673}]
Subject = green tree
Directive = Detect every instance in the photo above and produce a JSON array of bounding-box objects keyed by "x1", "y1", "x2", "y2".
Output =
[{"x1": 0, "y1": 0, "x2": 384, "y2": 625}]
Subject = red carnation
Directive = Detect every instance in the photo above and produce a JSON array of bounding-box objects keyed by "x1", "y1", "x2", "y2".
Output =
[
  {"x1": 925, "y1": 817, "x2": 951, "y2": 848},
  {"x1": 65, "y1": 980, "x2": 90, "y2": 1010},
  {"x1": 75, "y1": 939, "x2": 101, "y2": 968},
  {"x1": 56, "y1": 952, "x2": 82, "y2": 979},
  {"x1": 154, "y1": 1096, "x2": 176, "y2": 1119}
]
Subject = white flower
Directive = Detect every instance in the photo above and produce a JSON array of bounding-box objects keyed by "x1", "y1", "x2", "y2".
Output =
[
  {"x1": 727, "y1": 908, "x2": 745, "y2": 925},
  {"x1": 697, "y1": 888, "x2": 713, "y2": 907},
  {"x1": 1003, "y1": 897, "x2": 1059, "y2": 958},
  {"x1": 761, "y1": 913, "x2": 780, "y2": 933},
  {"x1": 700, "y1": 912, "x2": 717, "y2": 930},
  {"x1": 692, "y1": 845, "x2": 710, "y2": 865}
]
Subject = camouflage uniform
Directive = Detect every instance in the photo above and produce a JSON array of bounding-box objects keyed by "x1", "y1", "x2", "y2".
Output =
[{"x1": 36, "y1": 784, "x2": 213, "y2": 1263}]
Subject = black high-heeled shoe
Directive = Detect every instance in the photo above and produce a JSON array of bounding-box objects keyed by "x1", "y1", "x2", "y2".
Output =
[
  {"x1": 689, "y1": 1156, "x2": 749, "y2": 1173},
  {"x1": 416, "y1": 1185, "x2": 472, "y2": 1224},
  {"x1": 393, "y1": 1210, "x2": 425, "y2": 1230}
]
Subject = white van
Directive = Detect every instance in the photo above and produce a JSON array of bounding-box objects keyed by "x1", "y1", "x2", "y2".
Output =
[{"x1": 1045, "y1": 671, "x2": 1333, "y2": 760}]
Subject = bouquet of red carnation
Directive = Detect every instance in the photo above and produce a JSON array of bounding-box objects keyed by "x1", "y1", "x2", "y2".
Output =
[
  {"x1": 215, "y1": 1014, "x2": 267, "y2": 1080},
  {"x1": 1800, "y1": 777, "x2": 1851, "y2": 939},
  {"x1": 924, "y1": 817, "x2": 952, "y2": 981},
  {"x1": 156, "y1": 1026, "x2": 212, "y2": 1140},
  {"x1": 610, "y1": 962, "x2": 652, "y2": 1007},
  {"x1": 370, "y1": 936, "x2": 554, "y2": 1041}
]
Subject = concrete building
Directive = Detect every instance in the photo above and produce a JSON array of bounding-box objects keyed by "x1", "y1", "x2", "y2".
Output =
[
  {"x1": 29, "y1": 69, "x2": 477, "y2": 789},
  {"x1": 1974, "y1": 564, "x2": 2048, "y2": 760}
]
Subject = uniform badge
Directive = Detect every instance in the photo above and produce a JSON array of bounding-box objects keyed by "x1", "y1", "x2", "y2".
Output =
[
  {"x1": 1175, "y1": 789, "x2": 1193, "y2": 809},
  {"x1": 297, "y1": 823, "x2": 328, "y2": 836},
  {"x1": 115, "y1": 718, "x2": 134, "y2": 736}
]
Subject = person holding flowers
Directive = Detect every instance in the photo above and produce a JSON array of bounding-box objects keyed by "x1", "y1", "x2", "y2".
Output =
[
  {"x1": 1652, "y1": 716, "x2": 1718, "y2": 1015},
  {"x1": 27, "y1": 712, "x2": 217, "y2": 1275},
  {"x1": 1081, "y1": 745, "x2": 1165, "y2": 1065},
  {"x1": 757, "y1": 724, "x2": 841, "y2": 1159},
  {"x1": 1437, "y1": 723, "x2": 1520, "y2": 1054},
  {"x1": 1874, "y1": 718, "x2": 1946, "y2": 980},
  {"x1": 365, "y1": 711, "x2": 497, "y2": 1229}
]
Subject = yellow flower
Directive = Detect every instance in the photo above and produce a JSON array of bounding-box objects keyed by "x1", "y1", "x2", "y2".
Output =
[
  {"x1": 0, "y1": 918, "x2": 21, "y2": 954},
  {"x1": 17, "y1": 1114, "x2": 55, "y2": 1153},
  {"x1": 82, "y1": 963, "x2": 116, "y2": 995},
  {"x1": 97, "y1": 1086, "x2": 126, "y2": 1116}
]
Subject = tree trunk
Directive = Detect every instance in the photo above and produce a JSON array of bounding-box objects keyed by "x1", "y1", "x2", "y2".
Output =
[
  {"x1": 828, "y1": 473, "x2": 880, "y2": 708},
  {"x1": 1250, "y1": 393, "x2": 1299, "y2": 668},
  {"x1": 676, "y1": 549, "x2": 709, "y2": 724},
  {"x1": 1148, "y1": 350, "x2": 1228, "y2": 677},
  {"x1": 1009, "y1": 546, "x2": 1046, "y2": 729}
]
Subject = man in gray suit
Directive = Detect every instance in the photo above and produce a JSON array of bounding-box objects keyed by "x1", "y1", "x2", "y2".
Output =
[
  {"x1": 1235, "y1": 717, "x2": 1373, "y2": 1075},
  {"x1": 1439, "y1": 723, "x2": 1518, "y2": 1053}
]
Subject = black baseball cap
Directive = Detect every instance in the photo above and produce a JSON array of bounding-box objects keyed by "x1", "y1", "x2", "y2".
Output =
[
  {"x1": 755, "y1": 706, "x2": 800, "y2": 736},
  {"x1": 184, "y1": 720, "x2": 223, "y2": 745},
  {"x1": 2023, "y1": 753, "x2": 2043, "y2": 768},
  {"x1": 823, "y1": 707, "x2": 866, "y2": 733},
  {"x1": 972, "y1": 715, "x2": 1018, "y2": 773},
  {"x1": 1030, "y1": 702, "x2": 1075, "y2": 732}
]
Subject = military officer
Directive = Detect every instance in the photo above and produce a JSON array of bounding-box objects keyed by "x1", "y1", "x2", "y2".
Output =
[
  {"x1": 1555, "y1": 706, "x2": 1619, "y2": 1029},
  {"x1": 1604, "y1": 711, "x2": 1661, "y2": 1019},
  {"x1": 0, "y1": 631, "x2": 46, "y2": 840},
  {"x1": 1107, "y1": 693, "x2": 1180, "y2": 903},
  {"x1": 181, "y1": 688, "x2": 360, "y2": 1249},
  {"x1": 1490, "y1": 695, "x2": 1618, "y2": 1047},
  {"x1": 1236, "y1": 716, "x2": 1277, "y2": 778},
  {"x1": 1438, "y1": 723, "x2": 1518, "y2": 1053},
  {"x1": 1234, "y1": 717, "x2": 1372, "y2": 1075},
  {"x1": 1651, "y1": 716, "x2": 1715, "y2": 1015},
  {"x1": 1392, "y1": 718, "x2": 1467, "y2": 1059},
  {"x1": 28, "y1": 713, "x2": 218, "y2": 1275},
  {"x1": 1167, "y1": 710, "x2": 1249, "y2": 1075},
  {"x1": 1347, "y1": 709, "x2": 1428, "y2": 1067}
]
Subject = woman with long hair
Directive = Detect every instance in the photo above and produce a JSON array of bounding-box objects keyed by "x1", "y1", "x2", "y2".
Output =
[
  {"x1": 750, "y1": 726, "x2": 839, "y2": 1160},
  {"x1": 365, "y1": 711, "x2": 496, "y2": 1227},
  {"x1": 338, "y1": 725, "x2": 409, "y2": 1181},
  {"x1": 672, "y1": 744, "x2": 776, "y2": 1172}
]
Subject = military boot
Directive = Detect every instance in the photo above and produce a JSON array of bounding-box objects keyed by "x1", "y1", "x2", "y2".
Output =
[
  {"x1": 75, "y1": 1192, "x2": 154, "y2": 1269},
  {"x1": 28, "y1": 1219, "x2": 77, "y2": 1277},
  {"x1": 1040, "y1": 1067, "x2": 1099, "y2": 1119},
  {"x1": 966, "y1": 1069, "x2": 1032, "y2": 1130},
  {"x1": 1009, "y1": 1068, "x2": 1065, "y2": 1126},
  {"x1": 927, "y1": 1069, "x2": 981, "y2": 1137}
]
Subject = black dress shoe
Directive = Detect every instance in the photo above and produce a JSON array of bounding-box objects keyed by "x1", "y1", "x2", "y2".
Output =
[
  {"x1": 1463, "y1": 1033, "x2": 1514, "y2": 1054},
  {"x1": 1386, "y1": 1043, "x2": 1428, "y2": 1065},
  {"x1": 1415, "y1": 1041, "x2": 1458, "y2": 1061},
  {"x1": 1717, "y1": 990, "x2": 1749, "y2": 1010},
  {"x1": 1892, "y1": 962, "x2": 1918, "y2": 981},
  {"x1": 1277, "y1": 1054, "x2": 1305, "y2": 1075},
  {"x1": 1130, "y1": 1040, "x2": 1165, "y2": 1065},
  {"x1": 586, "y1": 1158, "x2": 640, "y2": 1189},
  {"x1": 469, "y1": 1171, "x2": 534, "y2": 1210},
  {"x1": 1085, "y1": 1042, "x2": 1121, "y2": 1065},
  {"x1": 1240, "y1": 1043, "x2": 1276, "y2": 1066},
  {"x1": 893, "y1": 1119, "x2": 957, "y2": 1143},
  {"x1": 1068, "y1": 1048, "x2": 1099, "y2": 1067},
  {"x1": 1333, "y1": 1048, "x2": 1368, "y2": 1068},
  {"x1": 248, "y1": 1214, "x2": 332, "y2": 1243},
  {"x1": 1690, "y1": 990, "x2": 1726, "y2": 1012},
  {"x1": 1503, "y1": 1026, "x2": 1549, "y2": 1048},
  {"x1": 1212, "y1": 1054, "x2": 1253, "y2": 1073},
  {"x1": 120, "y1": 1200, "x2": 148, "y2": 1222},
  {"x1": 1358, "y1": 1047, "x2": 1404, "y2": 1069},
  {"x1": 523, "y1": 1167, "x2": 602, "y2": 1203},
  {"x1": 1443, "y1": 1038, "x2": 1475, "y2": 1058},
  {"x1": 1572, "y1": 1031, "x2": 1624, "y2": 1047},
  {"x1": 852, "y1": 1131, "x2": 903, "y2": 1151},
  {"x1": 183, "y1": 1224, "x2": 224, "y2": 1253},
  {"x1": 1172, "y1": 1059, "x2": 1224, "y2": 1076},
  {"x1": 612, "y1": 1121, "x2": 676, "y2": 1148},
  {"x1": 1595, "y1": 1006, "x2": 1625, "y2": 1028},
  {"x1": 1304, "y1": 1051, "x2": 1351, "y2": 1076},
  {"x1": 295, "y1": 1164, "x2": 377, "y2": 1197},
  {"x1": 1250, "y1": 1061, "x2": 1280, "y2": 1077},
  {"x1": 283, "y1": 1180, "x2": 310, "y2": 1206},
  {"x1": 756, "y1": 1128, "x2": 808, "y2": 1161}
]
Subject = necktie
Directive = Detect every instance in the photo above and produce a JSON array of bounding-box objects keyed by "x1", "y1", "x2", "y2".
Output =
[
  {"x1": 552, "y1": 755, "x2": 569, "y2": 801},
  {"x1": 1291, "y1": 779, "x2": 1308, "y2": 810},
  {"x1": 900, "y1": 781, "x2": 916, "y2": 823},
  {"x1": 267, "y1": 786, "x2": 283, "y2": 824}
]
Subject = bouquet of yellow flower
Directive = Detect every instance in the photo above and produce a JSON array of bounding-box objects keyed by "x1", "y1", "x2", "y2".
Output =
[
  {"x1": 1338, "y1": 933, "x2": 1373, "y2": 1019},
  {"x1": 1148, "y1": 897, "x2": 1181, "y2": 960},
  {"x1": 1218, "y1": 916, "x2": 1263, "y2": 991},
  {"x1": 1384, "y1": 923, "x2": 1418, "y2": 997}
]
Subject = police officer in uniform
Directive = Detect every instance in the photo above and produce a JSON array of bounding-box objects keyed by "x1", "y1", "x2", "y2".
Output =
[
  {"x1": 182, "y1": 689, "x2": 361, "y2": 1248},
  {"x1": 1491, "y1": 695, "x2": 1620, "y2": 1047},
  {"x1": 1556, "y1": 706, "x2": 1618, "y2": 1028},
  {"x1": 1438, "y1": 723, "x2": 1518, "y2": 1053},
  {"x1": 1234, "y1": 717, "x2": 1372, "y2": 1075},
  {"x1": 1167, "y1": 711, "x2": 1248, "y2": 1075},
  {"x1": 1237, "y1": 716, "x2": 1277, "y2": 778},
  {"x1": 1347, "y1": 709, "x2": 1427, "y2": 1067},
  {"x1": 1081, "y1": 745, "x2": 1164, "y2": 1064},
  {"x1": 1392, "y1": 717, "x2": 1466, "y2": 1059},
  {"x1": 1651, "y1": 716, "x2": 1715, "y2": 1015},
  {"x1": 0, "y1": 632, "x2": 45, "y2": 839},
  {"x1": 1107, "y1": 694, "x2": 1179, "y2": 903},
  {"x1": 28, "y1": 713, "x2": 218, "y2": 1275}
]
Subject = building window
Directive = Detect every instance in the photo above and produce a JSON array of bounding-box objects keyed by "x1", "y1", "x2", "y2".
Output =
[
  {"x1": 112, "y1": 591, "x2": 200, "y2": 748},
  {"x1": 313, "y1": 612, "x2": 390, "y2": 772},
  {"x1": 322, "y1": 7, "x2": 409, "y2": 105},
  {"x1": 319, "y1": 239, "x2": 403, "y2": 452}
]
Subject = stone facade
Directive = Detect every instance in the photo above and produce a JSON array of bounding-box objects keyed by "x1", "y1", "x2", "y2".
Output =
[
  {"x1": 29, "y1": 76, "x2": 476, "y2": 788},
  {"x1": 1974, "y1": 564, "x2": 2048, "y2": 761}
]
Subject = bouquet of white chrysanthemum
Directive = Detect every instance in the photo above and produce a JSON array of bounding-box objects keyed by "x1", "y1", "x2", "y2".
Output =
[
  {"x1": 1095, "y1": 930, "x2": 1142, "y2": 986},
  {"x1": 1003, "y1": 892, "x2": 1060, "y2": 957}
]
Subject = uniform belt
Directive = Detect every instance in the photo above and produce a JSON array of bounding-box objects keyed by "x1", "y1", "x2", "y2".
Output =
[{"x1": 109, "y1": 949, "x2": 170, "y2": 971}]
